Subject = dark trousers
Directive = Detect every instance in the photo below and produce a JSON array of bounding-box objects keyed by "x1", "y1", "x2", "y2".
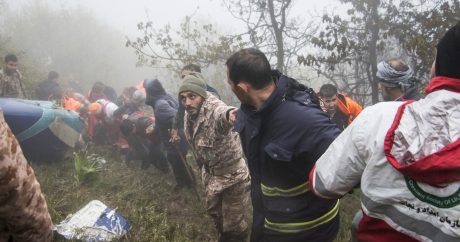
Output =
[
  {"x1": 148, "y1": 142, "x2": 169, "y2": 173},
  {"x1": 126, "y1": 135, "x2": 169, "y2": 172},
  {"x1": 164, "y1": 142, "x2": 192, "y2": 187}
]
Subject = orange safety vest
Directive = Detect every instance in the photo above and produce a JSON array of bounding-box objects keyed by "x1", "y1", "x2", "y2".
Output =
[
  {"x1": 336, "y1": 94, "x2": 363, "y2": 125},
  {"x1": 63, "y1": 96, "x2": 82, "y2": 111}
]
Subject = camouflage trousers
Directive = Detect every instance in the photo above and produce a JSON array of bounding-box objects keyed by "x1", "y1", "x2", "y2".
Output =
[{"x1": 205, "y1": 177, "x2": 250, "y2": 242}]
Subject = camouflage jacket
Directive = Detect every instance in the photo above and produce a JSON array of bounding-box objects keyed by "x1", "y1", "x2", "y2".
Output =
[
  {"x1": 0, "y1": 69, "x2": 26, "y2": 98},
  {"x1": 0, "y1": 111, "x2": 53, "y2": 242},
  {"x1": 184, "y1": 92, "x2": 249, "y2": 194}
]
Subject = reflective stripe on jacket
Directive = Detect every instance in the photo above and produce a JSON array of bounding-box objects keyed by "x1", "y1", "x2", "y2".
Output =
[{"x1": 235, "y1": 71, "x2": 341, "y2": 241}]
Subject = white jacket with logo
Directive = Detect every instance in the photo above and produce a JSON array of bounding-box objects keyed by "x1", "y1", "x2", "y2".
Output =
[{"x1": 310, "y1": 84, "x2": 460, "y2": 242}]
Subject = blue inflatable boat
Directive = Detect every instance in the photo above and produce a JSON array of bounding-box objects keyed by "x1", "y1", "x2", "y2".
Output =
[{"x1": 0, "y1": 98, "x2": 84, "y2": 162}]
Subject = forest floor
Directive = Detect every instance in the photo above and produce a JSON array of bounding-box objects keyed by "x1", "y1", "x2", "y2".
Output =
[{"x1": 32, "y1": 146, "x2": 360, "y2": 242}]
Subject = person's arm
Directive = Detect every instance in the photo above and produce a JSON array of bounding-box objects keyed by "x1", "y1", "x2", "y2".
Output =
[
  {"x1": 213, "y1": 101, "x2": 237, "y2": 134},
  {"x1": 169, "y1": 100, "x2": 185, "y2": 144},
  {"x1": 16, "y1": 70, "x2": 27, "y2": 99},
  {"x1": 172, "y1": 102, "x2": 185, "y2": 130},
  {"x1": 154, "y1": 99, "x2": 177, "y2": 126},
  {"x1": 0, "y1": 112, "x2": 53, "y2": 241},
  {"x1": 309, "y1": 108, "x2": 369, "y2": 199},
  {"x1": 346, "y1": 96, "x2": 363, "y2": 120},
  {"x1": 113, "y1": 103, "x2": 129, "y2": 119},
  {"x1": 293, "y1": 105, "x2": 341, "y2": 161}
]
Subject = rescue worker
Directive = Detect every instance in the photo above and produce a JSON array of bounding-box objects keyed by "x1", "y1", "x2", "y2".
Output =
[
  {"x1": 69, "y1": 92, "x2": 91, "y2": 114},
  {"x1": 226, "y1": 48, "x2": 341, "y2": 242},
  {"x1": 0, "y1": 110, "x2": 53, "y2": 241},
  {"x1": 0, "y1": 54, "x2": 26, "y2": 98},
  {"x1": 143, "y1": 79, "x2": 193, "y2": 190},
  {"x1": 36, "y1": 71, "x2": 60, "y2": 100},
  {"x1": 63, "y1": 91, "x2": 87, "y2": 113},
  {"x1": 119, "y1": 113, "x2": 169, "y2": 172},
  {"x1": 114, "y1": 90, "x2": 146, "y2": 119},
  {"x1": 170, "y1": 64, "x2": 220, "y2": 145},
  {"x1": 179, "y1": 74, "x2": 250, "y2": 242},
  {"x1": 88, "y1": 99, "x2": 119, "y2": 145},
  {"x1": 318, "y1": 84, "x2": 362, "y2": 130},
  {"x1": 376, "y1": 58, "x2": 422, "y2": 101},
  {"x1": 310, "y1": 21, "x2": 460, "y2": 242},
  {"x1": 116, "y1": 86, "x2": 138, "y2": 107},
  {"x1": 88, "y1": 82, "x2": 117, "y2": 103}
]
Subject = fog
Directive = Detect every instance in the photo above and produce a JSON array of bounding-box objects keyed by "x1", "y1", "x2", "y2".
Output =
[
  {"x1": 1, "y1": 0, "x2": 456, "y2": 105},
  {"x1": 0, "y1": 0, "x2": 329, "y2": 106}
]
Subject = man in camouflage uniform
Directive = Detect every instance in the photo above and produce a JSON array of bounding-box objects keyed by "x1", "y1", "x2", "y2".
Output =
[
  {"x1": 179, "y1": 74, "x2": 250, "y2": 242},
  {"x1": 0, "y1": 54, "x2": 27, "y2": 98},
  {"x1": 0, "y1": 110, "x2": 53, "y2": 241}
]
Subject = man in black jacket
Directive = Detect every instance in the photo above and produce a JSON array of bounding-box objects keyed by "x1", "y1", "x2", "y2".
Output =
[
  {"x1": 143, "y1": 79, "x2": 192, "y2": 189},
  {"x1": 226, "y1": 48, "x2": 341, "y2": 242},
  {"x1": 36, "y1": 71, "x2": 60, "y2": 100}
]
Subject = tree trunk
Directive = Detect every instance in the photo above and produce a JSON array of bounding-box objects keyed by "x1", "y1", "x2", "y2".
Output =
[
  {"x1": 267, "y1": 0, "x2": 286, "y2": 73},
  {"x1": 368, "y1": 0, "x2": 381, "y2": 104}
]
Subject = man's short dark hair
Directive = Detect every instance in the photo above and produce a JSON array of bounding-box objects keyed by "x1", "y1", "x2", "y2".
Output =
[
  {"x1": 48, "y1": 71, "x2": 59, "y2": 80},
  {"x1": 4, "y1": 54, "x2": 18, "y2": 63},
  {"x1": 319, "y1": 84, "x2": 338, "y2": 98},
  {"x1": 181, "y1": 64, "x2": 201, "y2": 73},
  {"x1": 225, "y1": 48, "x2": 272, "y2": 90}
]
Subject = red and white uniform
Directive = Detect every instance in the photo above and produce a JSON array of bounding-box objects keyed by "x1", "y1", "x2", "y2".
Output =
[{"x1": 310, "y1": 77, "x2": 460, "y2": 242}]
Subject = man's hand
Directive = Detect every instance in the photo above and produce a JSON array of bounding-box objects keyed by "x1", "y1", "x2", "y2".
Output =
[
  {"x1": 228, "y1": 109, "x2": 238, "y2": 125},
  {"x1": 169, "y1": 128, "x2": 181, "y2": 144}
]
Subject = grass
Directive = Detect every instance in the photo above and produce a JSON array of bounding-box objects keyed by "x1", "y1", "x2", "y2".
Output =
[
  {"x1": 32, "y1": 146, "x2": 361, "y2": 242},
  {"x1": 73, "y1": 147, "x2": 103, "y2": 185}
]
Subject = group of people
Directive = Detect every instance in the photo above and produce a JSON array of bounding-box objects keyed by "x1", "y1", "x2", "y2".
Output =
[{"x1": 1, "y1": 20, "x2": 460, "y2": 242}]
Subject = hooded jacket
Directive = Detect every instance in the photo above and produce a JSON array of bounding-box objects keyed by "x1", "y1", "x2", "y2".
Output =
[
  {"x1": 235, "y1": 71, "x2": 341, "y2": 242},
  {"x1": 143, "y1": 79, "x2": 190, "y2": 155},
  {"x1": 310, "y1": 76, "x2": 460, "y2": 242},
  {"x1": 144, "y1": 79, "x2": 179, "y2": 141}
]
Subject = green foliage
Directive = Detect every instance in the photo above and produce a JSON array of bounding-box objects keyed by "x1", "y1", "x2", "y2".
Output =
[
  {"x1": 127, "y1": 0, "x2": 316, "y2": 74},
  {"x1": 299, "y1": 0, "x2": 460, "y2": 104},
  {"x1": 0, "y1": 2, "x2": 46, "y2": 98},
  {"x1": 126, "y1": 15, "x2": 246, "y2": 72},
  {"x1": 221, "y1": 0, "x2": 316, "y2": 73},
  {"x1": 74, "y1": 148, "x2": 103, "y2": 185},
  {"x1": 390, "y1": 0, "x2": 460, "y2": 78}
]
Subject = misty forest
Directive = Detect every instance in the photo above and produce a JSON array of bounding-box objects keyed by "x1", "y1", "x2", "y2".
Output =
[{"x1": 0, "y1": 0, "x2": 459, "y2": 241}]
